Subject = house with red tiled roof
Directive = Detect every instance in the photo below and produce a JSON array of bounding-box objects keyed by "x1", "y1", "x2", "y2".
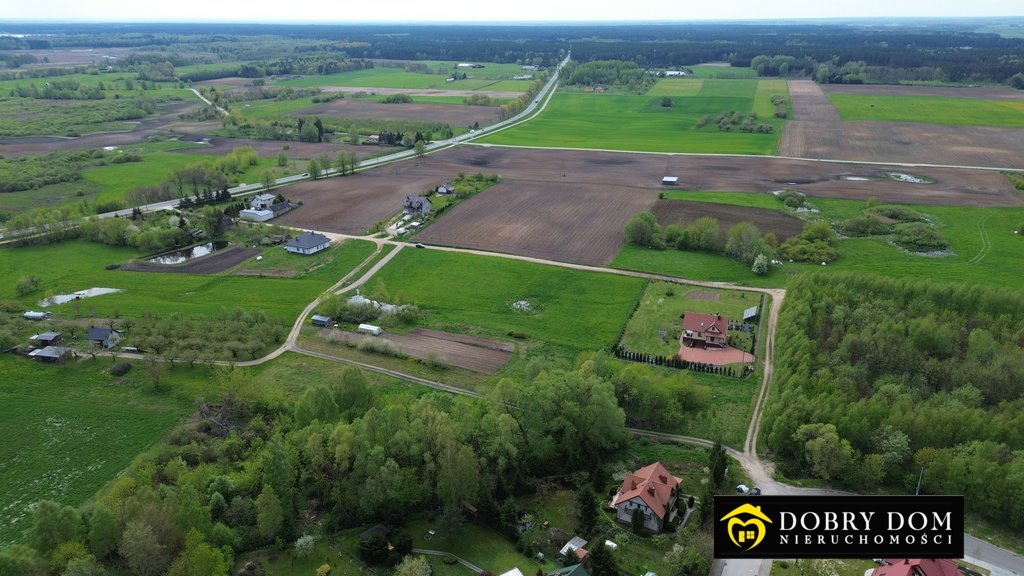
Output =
[
  {"x1": 610, "y1": 461, "x2": 683, "y2": 532},
  {"x1": 681, "y1": 312, "x2": 729, "y2": 349},
  {"x1": 872, "y1": 559, "x2": 961, "y2": 576}
]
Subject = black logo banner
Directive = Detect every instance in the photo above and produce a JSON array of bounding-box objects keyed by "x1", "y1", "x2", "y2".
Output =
[{"x1": 714, "y1": 496, "x2": 964, "y2": 559}]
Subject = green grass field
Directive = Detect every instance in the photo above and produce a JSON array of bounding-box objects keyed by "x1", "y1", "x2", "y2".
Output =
[
  {"x1": 685, "y1": 66, "x2": 758, "y2": 79},
  {"x1": 367, "y1": 249, "x2": 644, "y2": 350},
  {"x1": 480, "y1": 79, "x2": 786, "y2": 154},
  {"x1": 0, "y1": 238, "x2": 377, "y2": 323},
  {"x1": 0, "y1": 355, "x2": 192, "y2": 544},
  {"x1": 827, "y1": 93, "x2": 1024, "y2": 127},
  {"x1": 276, "y1": 62, "x2": 532, "y2": 91},
  {"x1": 612, "y1": 191, "x2": 1024, "y2": 290}
]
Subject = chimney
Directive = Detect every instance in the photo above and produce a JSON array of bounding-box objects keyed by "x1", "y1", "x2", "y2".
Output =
[
  {"x1": 631, "y1": 481, "x2": 637, "y2": 490},
  {"x1": 647, "y1": 483, "x2": 655, "y2": 495},
  {"x1": 659, "y1": 474, "x2": 667, "y2": 483}
]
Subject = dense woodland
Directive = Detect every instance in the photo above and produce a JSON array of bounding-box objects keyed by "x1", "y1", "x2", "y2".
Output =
[
  {"x1": 2, "y1": 22, "x2": 1023, "y2": 84},
  {"x1": 763, "y1": 274, "x2": 1024, "y2": 527}
]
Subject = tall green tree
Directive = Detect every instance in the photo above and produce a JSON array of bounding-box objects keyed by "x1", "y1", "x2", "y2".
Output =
[
  {"x1": 119, "y1": 520, "x2": 168, "y2": 576},
  {"x1": 26, "y1": 500, "x2": 82, "y2": 558},
  {"x1": 166, "y1": 530, "x2": 229, "y2": 576},
  {"x1": 574, "y1": 484, "x2": 598, "y2": 537},
  {"x1": 255, "y1": 485, "x2": 284, "y2": 542}
]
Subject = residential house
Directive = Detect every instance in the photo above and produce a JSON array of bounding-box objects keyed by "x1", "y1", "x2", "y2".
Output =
[
  {"x1": 610, "y1": 461, "x2": 683, "y2": 533},
  {"x1": 872, "y1": 559, "x2": 961, "y2": 576},
  {"x1": 403, "y1": 195, "x2": 432, "y2": 217},
  {"x1": 522, "y1": 65, "x2": 541, "y2": 71},
  {"x1": 87, "y1": 326, "x2": 122, "y2": 349},
  {"x1": 285, "y1": 231, "x2": 331, "y2": 255},
  {"x1": 546, "y1": 564, "x2": 589, "y2": 576},
  {"x1": 513, "y1": 74, "x2": 534, "y2": 80},
  {"x1": 681, "y1": 312, "x2": 729, "y2": 349},
  {"x1": 28, "y1": 346, "x2": 73, "y2": 363},
  {"x1": 436, "y1": 183, "x2": 455, "y2": 195},
  {"x1": 250, "y1": 193, "x2": 277, "y2": 211},
  {"x1": 31, "y1": 332, "x2": 63, "y2": 346}
]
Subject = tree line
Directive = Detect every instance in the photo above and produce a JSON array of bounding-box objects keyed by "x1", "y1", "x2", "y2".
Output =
[{"x1": 762, "y1": 273, "x2": 1024, "y2": 527}]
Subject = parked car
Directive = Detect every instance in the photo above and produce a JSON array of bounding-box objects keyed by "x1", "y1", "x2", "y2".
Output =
[
  {"x1": 415, "y1": 243, "x2": 425, "y2": 249},
  {"x1": 750, "y1": 487, "x2": 762, "y2": 496},
  {"x1": 736, "y1": 484, "x2": 749, "y2": 494}
]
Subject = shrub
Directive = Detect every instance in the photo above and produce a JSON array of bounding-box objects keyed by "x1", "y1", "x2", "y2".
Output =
[
  {"x1": 776, "y1": 190, "x2": 806, "y2": 208},
  {"x1": 15, "y1": 275, "x2": 40, "y2": 296},
  {"x1": 893, "y1": 223, "x2": 949, "y2": 252},
  {"x1": 867, "y1": 205, "x2": 926, "y2": 222},
  {"x1": 109, "y1": 362, "x2": 132, "y2": 376},
  {"x1": 837, "y1": 216, "x2": 892, "y2": 237}
]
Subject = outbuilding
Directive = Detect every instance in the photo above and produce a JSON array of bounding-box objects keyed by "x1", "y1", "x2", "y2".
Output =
[
  {"x1": 28, "y1": 346, "x2": 73, "y2": 363},
  {"x1": 239, "y1": 209, "x2": 275, "y2": 222},
  {"x1": 358, "y1": 324, "x2": 382, "y2": 336},
  {"x1": 311, "y1": 315, "x2": 333, "y2": 327},
  {"x1": 31, "y1": 332, "x2": 63, "y2": 346},
  {"x1": 23, "y1": 311, "x2": 52, "y2": 321},
  {"x1": 662, "y1": 176, "x2": 679, "y2": 185}
]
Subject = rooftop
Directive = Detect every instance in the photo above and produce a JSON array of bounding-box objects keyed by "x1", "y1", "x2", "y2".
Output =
[{"x1": 286, "y1": 231, "x2": 331, "y2": 250}]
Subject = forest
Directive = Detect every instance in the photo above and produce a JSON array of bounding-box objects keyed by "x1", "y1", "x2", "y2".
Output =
[
  {"x1": 762, "y1": 273, "x2": 1024, "y2": 528},
  {"x1": 3, "y1": 21, "x2": 1023, "y2": 84}
]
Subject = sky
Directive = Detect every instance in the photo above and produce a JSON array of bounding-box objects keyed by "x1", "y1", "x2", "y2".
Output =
[{"x1": 2, "y1": 0, "x2": 1022, "y2": 23}]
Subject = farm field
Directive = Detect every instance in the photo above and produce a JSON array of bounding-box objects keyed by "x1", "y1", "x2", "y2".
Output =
[
  {"x1": 320, "y1": 327, "x2": 514, "y2": 374},
  {"x1": 413, "y1": 180, "x2": 660, "y2": 265},
  {"x1": 298, "y1": 97, "x2": 501, "y2": 128},
  {"x1": 786, "y1": 80, "x2": 841, "y2": 121},
  {"x1": 276, "y1": 62, "x2": 534, "y2": 91},
  {"x1": 825, "y1": 92, "x2": 1024, "y2": 127},
  {"x1": 366, "y1": 249, "x2": 645, "y2": 350},
  {"x1": 480, "y1": 79, "x2": 785, "y2": 154},
  {"x1": 684, "y1": 65, "x2": 759, "y2": 79},
  {"x1": 612, "y1": 191, "x2": 1024, "y2": 290},
  {"x1": 0, "y1": 355, "x2": 193, "y2": 544},
  {"x1": 0, "y1": 238, "x2": 377, "y2": 323},
  {"x1": 651, "y1": 198, "x2": 805, "y2": 241}
]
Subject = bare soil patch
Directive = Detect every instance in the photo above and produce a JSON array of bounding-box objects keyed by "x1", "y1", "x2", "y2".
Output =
[
  {"x1": 414, "y1": 180, "x2": 659, "y2": 266},
  {"x1": 299, "y1": 98, "x2": 499, "y2": 128},
  {"x1": 822, "y1": 84, "x2": 1024, "y2": 100},
  {"x1": 14, "y1": 48, "x2": 137, "y2": 68},
  {"x1": 194, "y1": 77, "x2": 262, "y2": 88},
  {"x1": 122, "y1": 246, "x2": 260, "y2": 274},
  {"x1": 788, "y1": 80, "x2": 841, "y2": 121},
  {"x1": 320, "y1": 86, "x2": 525, "y2": 99},
  {"x1": 652, "y1": 200, "x2": 805, "y2": 241},
  {"x1": 322, "y1": 328, "x2": 513, "y2": 373},
  {"x1": 679, "y1": 344, "x2": 753, "y2": 366},
  {"x1": 779, "y1": 120, "x2": 1024, "y2": 168}
]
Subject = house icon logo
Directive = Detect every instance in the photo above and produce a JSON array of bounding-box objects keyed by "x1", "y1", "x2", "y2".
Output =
[{"x1": 720, "y1": 503, "x2": 773, "y2": 551}]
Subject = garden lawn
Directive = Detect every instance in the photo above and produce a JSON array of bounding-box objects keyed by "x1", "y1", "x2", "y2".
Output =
[
  {"x1": 407, "y1": 518, "x2": 528, "y2": 575},
  {"x1": 236, "y1": 238, "x2": 375, "y2": 277},
  {"x1": 367, "y1": 249, "x2": 644, "y2": 350},
  {"x1": 0, "y1": 355, "x2": 192, "y2": 545},
  {"x1": 481, "y1": 80, "x2": 783, "y2": 154},
  {"x1": 827, "y1": 93, "x2": 1024, "y2": 127},
  {"x1": 0, "y1": 238, "x2": 377, "y2": 323}
]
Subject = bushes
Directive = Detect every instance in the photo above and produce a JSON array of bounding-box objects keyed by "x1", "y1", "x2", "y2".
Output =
[
  {"x1": 893, "y1": 223, "x2": 949, "y2": 252},
  {"x1": 836, "y1": 216, "x2": 892, "y2": 237},
  {"x1": 15, "y1": 275, "x2": 40, "y2": 296},
  {"x1": 775, "y1": 190, "x2": 806, "y2": 209},
  {"x1": 777, "y1": 222, "x2": 838, "y2": 263},
  {"x1": 867, "y1": 205, "x2": 926, "y2": 223},
  {"x1": 109, "y1": 363, "x2": 132, "y2": 376},
  {"x1": 380, "y1": 93, "x2": 413, "y2": 104},
  {"x1": 623, "y1": 211, "x2": 664, "y2": 249}
]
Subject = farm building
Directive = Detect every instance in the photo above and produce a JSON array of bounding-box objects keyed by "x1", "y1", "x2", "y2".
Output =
[
  {"x1": 662, "y1": 176, "x2": 679, "y2": 185},
  {"x1": 366, "y1": 134, "x2": 380, "y2": 144},
  {"x1": 239, "y1": 209, "x2": 275, "y2": 222},
  {"x1": 681, "y1": 312, "x2": 729, "y2": 349},
  {"x1": 87, "y1": 326, "x2": 123, "y2": 349},
  {"x1": 285, "y1": 232, "x2": 331, "y2": 255},
  {"x1": 522, "y1": 65, "x2": 540, "y2": 71},
  {"x1": 31, "y1": 332, "x2": 63, "y2": 346},
  {"x1": 559, "y1": 536, "x2": 589, "y2": 563},
  {"x1": 513, "y1": 74, "x2": 534, "y2": 80},
  {"x1": 403, "y1": 195, "x2": 432, "y2": 217},
  {"x1": 23, "y1": 311, "x2": 52, "y2": 321},
  {"x1": 742, "y1": 305, "x2": 759, "y2": 321},
  {"x1": 311, "y1": 315, "x2": 333, "y2": 327},
  {"x1": 610, "y1": 461, "x2": 683, "y2": 533},
  {"x1": 456, "y1": 63, "x2": 483, "y2": 69},
  {"x1": 250, "y1": 193, "x2": 277, "y2": 210},
  {"x1": 436, "y1": 183, "x2": 455, "y2": 195},
  {"x1": 28, "y1": 346, "x2": 73, "y2": 363}
]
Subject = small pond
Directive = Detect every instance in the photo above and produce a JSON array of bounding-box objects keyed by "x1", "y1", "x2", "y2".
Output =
[{"x1": 148, "y1": 241, "x2": 228, "y2": 265}]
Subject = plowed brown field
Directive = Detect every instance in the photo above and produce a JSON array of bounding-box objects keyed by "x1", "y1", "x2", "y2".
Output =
[
  {"x1": 299, "y1": 98, "x2": 500, "y2": 128},
  {"x1": 652, "y1": 200, "x2": 805, "y2": 241},
  {"x1": 322, "y1": 327, "x2": 513, "y2": 373}
]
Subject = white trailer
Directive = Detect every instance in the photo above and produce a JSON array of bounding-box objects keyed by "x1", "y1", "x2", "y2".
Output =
[{"x1": 358, "y1": 323, "x2": 382, "y2": 336}]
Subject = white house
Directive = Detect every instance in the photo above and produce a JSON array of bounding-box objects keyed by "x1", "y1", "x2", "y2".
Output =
[
  {"x1": 610, "y1": 461, "x2": 683, "y2": 533},
  {"x1": 284, "y1": 231, "x2": 331, "y2": 255},
  {"x1": 250, "y1": 193, "x2": 277, "y2": 210}
]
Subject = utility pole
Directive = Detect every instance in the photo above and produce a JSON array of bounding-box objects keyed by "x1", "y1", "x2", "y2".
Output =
[{"x1": 915, "y1": 466, "x2": 926, "y2": 495}]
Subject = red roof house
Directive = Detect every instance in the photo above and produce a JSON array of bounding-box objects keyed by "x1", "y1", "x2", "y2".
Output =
[
  {"x1": 873, "y1": 559, "x2": 961, "y2": 576},
  {"x1": 681, "y1": 312, "x2": 729, "y2": 348},
  {"x1": 610, "y1": 462, "x2": 683, "y2": 533}
]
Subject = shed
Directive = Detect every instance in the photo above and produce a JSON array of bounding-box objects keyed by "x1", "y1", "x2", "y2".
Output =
[
  {"x1": 311, "y1": 315, "x2": 333, "y2": 327},
  {"x1": 662, "y1": 176, "x2": 679, "y2": 185},
  {"x1": 31, "y1": 332, "x2": 63, "y2": 346},
  {"x1": 87, "y1": 325, "x2": 122, "y2": 349},
  {"x1": 23, "y1": 311, "x2": 52, "y2": 321},
  {"x1": 742, "y1": 306, "x2": 759, "y2": 321},
  {"x1": 499, "y1": 569, "x2": 526, "y2": 576},
  {"x1": 285, "y1": 231, "x2": 331, "y2": 255},
  {"x1": 358, "y1": 324, "x2": 382, "y2": 336},
  {"x1": 359, "y1": 524, "x2": 391, "y2": 540},
  {"x1": 28, "y1": 346, "x2": 73, "y2": 363},
  {"x1": 436, "y1": 184, "x2": 455, "y2": 195},
  {"x1": 239, "y1": 209, "x2": 275, "y2": 222},
  {"x1": 559, "y1": 536, "x2": 588, "y2": 558}
]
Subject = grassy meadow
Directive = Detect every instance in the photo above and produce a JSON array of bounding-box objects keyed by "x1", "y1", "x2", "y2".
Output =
[
  {"x1": 827, "y1": 93, "x2": 1024, "y2": 127},
  {"x1": 276, "y1": 62, "x2": 533, "y2": 91},
  {"x1": 366, "y1": 249, "x2": 645, "y2": 350},
  {"x1": 480, "y1": 79, "x2": 787, "y2": 154},
  {"x1": 612, "y1": 190, "x2": 1024, "y2": 290},
  {"x1": 0, "y1": 239, "x2": 377, "y2": 323}
]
